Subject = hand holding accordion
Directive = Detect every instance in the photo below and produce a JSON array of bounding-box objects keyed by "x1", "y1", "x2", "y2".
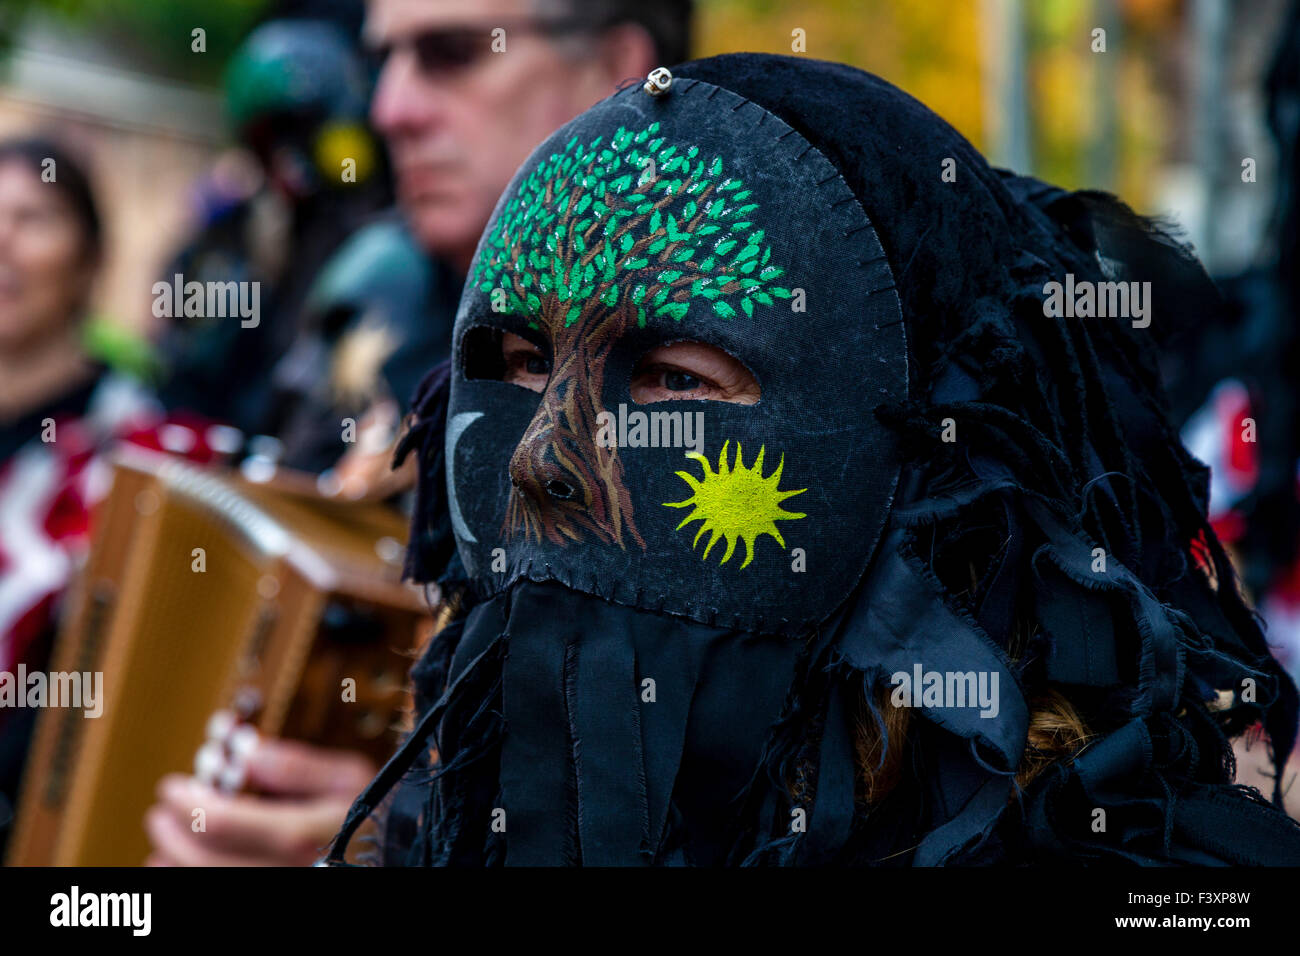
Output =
[
  {"x1": 144, "y1": 733, "x2": 378, "y2": 867},
  {"x1": 7, "y1": 448, "x2": 432, "y2": 866}
]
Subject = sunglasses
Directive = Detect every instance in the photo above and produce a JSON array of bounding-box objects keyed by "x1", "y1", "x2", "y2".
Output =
[{"x1": 366, "y1": 18, "x2": 595, "y2": 78}]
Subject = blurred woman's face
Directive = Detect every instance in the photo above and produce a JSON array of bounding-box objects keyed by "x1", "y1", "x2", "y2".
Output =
[{"x1": 0, "y1": 159, "x2": 96, "y2": 350}]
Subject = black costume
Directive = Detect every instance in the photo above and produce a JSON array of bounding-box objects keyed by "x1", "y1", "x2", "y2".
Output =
[{"x1": 329, "y1": 55, "x2": 1300, "y2": 866}]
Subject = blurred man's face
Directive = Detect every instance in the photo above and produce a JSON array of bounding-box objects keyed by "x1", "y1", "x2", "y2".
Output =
[{"x1": 367, "y1": 0, "x2": 638, "y2": 271}]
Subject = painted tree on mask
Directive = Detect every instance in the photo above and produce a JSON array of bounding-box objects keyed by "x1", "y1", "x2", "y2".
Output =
[{"x1": 474, "y1": 123, "x2": 793, "y2": 548}]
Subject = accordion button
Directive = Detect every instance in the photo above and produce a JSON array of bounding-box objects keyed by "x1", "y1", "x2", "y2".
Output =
[
  {"x1": 218, "y1": 762, "x2": 246, "y2": 794},
  {"x1": 233, "y1": 686, "x2": 262, "y2": 718},
  {"x1": 195, "y1": 741, "x2": 224, "y2": 784},
  {"x1": 229, "y1": 725, "x2": 259, "y2": 761},
  {"x1": 205, "y1": 709, "x2": 236, "y2": 744},
  {"x1": 375, "y1": 536, "x2": 403, "y2": 565}
]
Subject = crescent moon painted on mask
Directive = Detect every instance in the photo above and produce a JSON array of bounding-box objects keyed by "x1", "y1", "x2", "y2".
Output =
[{"x1": 446, "y1": 411, "x2": 483, "y2": 544}]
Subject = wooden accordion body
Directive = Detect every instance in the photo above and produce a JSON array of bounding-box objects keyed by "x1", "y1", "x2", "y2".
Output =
[{"x1": 7, "y1": 448, "x2": 431, "y2": 866}]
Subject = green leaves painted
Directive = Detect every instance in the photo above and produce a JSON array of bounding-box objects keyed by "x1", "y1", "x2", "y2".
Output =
[{"x1": 474, "y1": 122, "x2": 792, "y2": 328}]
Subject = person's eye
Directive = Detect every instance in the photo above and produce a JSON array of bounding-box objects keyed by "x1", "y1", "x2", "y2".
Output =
[
  {"x1": 14, "y1": 206, "x2": 52, "y2": 228},
  {"x1": 413, "y1": 29, "x2": 488, "y2": 73},
  {"x1": 499, "y1": 331, "x2": 551, "y2": 392},
  {"x1": 662, "y1": 370, "x2": 701, "y2": 392},
  {"x1": 630, "y1": 342, "x2": 761, "y2": 405},
  {"x1": 633, "y1": 364, "x2": 721, "y2": 400}
]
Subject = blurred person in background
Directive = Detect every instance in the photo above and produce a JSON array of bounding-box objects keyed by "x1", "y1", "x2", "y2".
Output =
[
  {"x1": 143, "y1": 0, "x2": 691, "y2": 866},
  {"x1": 1165, "y1": 0, "x2": 1300, "y2": 814},
  {"x1": 0, "y1": 137, "x2": 215, "y2": 854},
  {"x1": 367, "y1": 0, "x2": 689, "y2": 273},
  {"x1": 155, "y1": 8, "x2": 392, "y2": 455}
]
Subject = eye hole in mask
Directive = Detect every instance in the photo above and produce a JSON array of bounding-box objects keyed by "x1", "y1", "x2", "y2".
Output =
[
  {"x1": 490, "y1": 330, "x2": 760, "y2": 405},
  {"x1": 461, "y1": 324, "x2": 553, "y2": 391}
]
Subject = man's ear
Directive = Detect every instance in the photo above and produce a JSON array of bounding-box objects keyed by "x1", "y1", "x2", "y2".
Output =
[{"x1": 591, "y1": 22, "x2": 659, "y2": 90}]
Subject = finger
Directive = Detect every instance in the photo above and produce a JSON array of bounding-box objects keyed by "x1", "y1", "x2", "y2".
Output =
[
  {"x1": 372, "y1": 452, "x2": 418, "y2": 498},
  {"x1": 155, "y1": 772, "x2": 194, "y2": 804},
  {"x1": 155, "y1": 774, "x2": 349, "y2": 862},
  {"x1": 143, "y1": 804, "x2": 277, "y2": 867},
  {"x1": 340, "y1": 469, "x2": 373, "y2": 500},
  {"x1": 243, "y1": 738, "x2": 376, "y2": 797}
]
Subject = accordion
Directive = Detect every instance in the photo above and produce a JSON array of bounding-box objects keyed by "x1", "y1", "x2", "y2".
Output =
[{"x1": 6, "y1": 448, "x2": 432, "y2": 866}]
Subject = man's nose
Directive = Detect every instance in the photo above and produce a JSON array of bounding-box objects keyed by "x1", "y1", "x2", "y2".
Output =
[{"x1": 369, "y1": 52, "x2": 440, "y2": 138}]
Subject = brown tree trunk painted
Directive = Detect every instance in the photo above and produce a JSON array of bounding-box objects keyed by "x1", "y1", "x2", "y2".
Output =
[{"x1": 506, "y1": 307, "x2": 644, "y2": 550}]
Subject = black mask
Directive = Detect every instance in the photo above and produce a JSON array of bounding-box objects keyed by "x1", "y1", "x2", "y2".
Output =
[{"x1": 447, "y1": 78, "x2": 906, "y2": 634}]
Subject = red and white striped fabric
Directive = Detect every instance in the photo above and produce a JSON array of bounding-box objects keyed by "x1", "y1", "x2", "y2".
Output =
[{"x1": 0, "y1": 374, "x2": 217, "y2": 674}]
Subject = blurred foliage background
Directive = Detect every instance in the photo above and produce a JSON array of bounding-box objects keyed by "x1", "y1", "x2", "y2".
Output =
[
  {"x1": 694, "y1": 0, "x2": 1183, "y2": 203},
  {"x1": 697, "y1": 0, "x2": 987, "y2": 144},
  {"x1": 0, "y1": 0, "x2": 269, "y2": 83},
  {"x1": 691, "y1": 0, "x2": 1288, "y2": 272}
]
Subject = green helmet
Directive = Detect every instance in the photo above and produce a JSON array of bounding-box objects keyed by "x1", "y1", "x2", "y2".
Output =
[{"x1": 224, "y1": 19, "x2": 368, "y2": 134}]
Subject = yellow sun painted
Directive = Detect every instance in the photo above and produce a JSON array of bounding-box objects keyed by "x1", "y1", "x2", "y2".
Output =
[{"x1": 663, "y1": 440, "x2": 807, "y2": 569}]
